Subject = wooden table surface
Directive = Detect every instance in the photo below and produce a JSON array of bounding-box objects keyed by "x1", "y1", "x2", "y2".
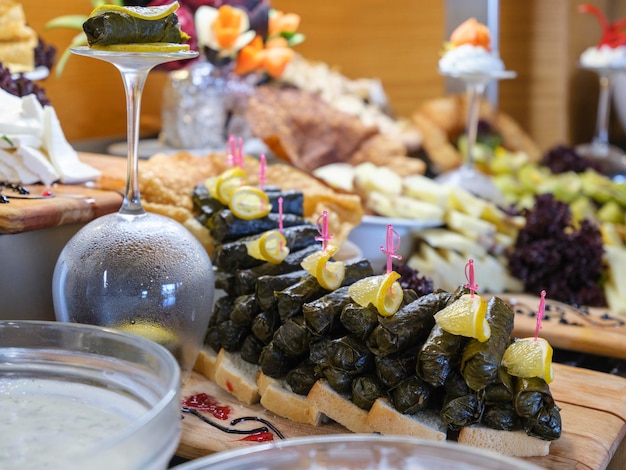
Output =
[{"x1": 178, "y1": 363, "x2": 626, "y2": 470}]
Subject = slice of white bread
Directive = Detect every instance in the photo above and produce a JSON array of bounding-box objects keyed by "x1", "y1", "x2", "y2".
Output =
[
  {"x1": 193, "y1": 346, "x2": 219, "y2": 382},
  {"x1": 213, "y1": 349, "x2": 261, "y2": 405},
  {"x1": 458, "y1": 425, "x2": 551, "y2": 457},
  {"x1": 307, "y1": 380, "x2": 373, "y2": 433},
  {"x1": 256, "y1": 372, "x2": 324, "y2": 426},
  {"x1": 365, "y1": 397, "x2": 447, "y2": 441}
]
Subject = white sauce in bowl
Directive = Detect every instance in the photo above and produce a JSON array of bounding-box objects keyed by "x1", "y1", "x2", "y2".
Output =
[{"x1": 0, "y1": 378, "x2": 148, "y2": 469}]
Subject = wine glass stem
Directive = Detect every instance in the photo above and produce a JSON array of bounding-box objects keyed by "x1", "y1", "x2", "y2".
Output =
[
  {"x1": 465, "y1": 82, "x2": 486, "y2": 168},
  {"x1": 593, "y1": 72, "x2": 612, "y2": 148},
  {"x1": 118, "y1": 66, "x2": 150, "y2": 215}
]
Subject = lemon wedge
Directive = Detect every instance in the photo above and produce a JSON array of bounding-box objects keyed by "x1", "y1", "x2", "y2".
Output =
[
  {"x1": 90, "y1": 2, "x2": 179, "y2": 19},
  {"x1": 433, "y1": 293, "x2": 490, "y2": 341},
  {"x1": 247, "y1": 230, "x2": 290, "y2": 264},
  {"x1": 215, "y1": 167, "x2": 247, "y2": 205},
  {"x1": 502, "y1": 337, "x2": 554, "y2": 384},
  {"x1": 229, "y1": 185, "x2": 271, "y2": 220},
  {"x1": 348, "y1": 271, "x2": 403, "y2": 317},
  {"x1": 91, "y1": 43, "x2": 190, "y2": 52},
  {"x1": 114, "y1": 320, "x2": 178, "y2": 347},
  {"x1": 301, "y1": 245, "x2": 346, "y2": 290}
]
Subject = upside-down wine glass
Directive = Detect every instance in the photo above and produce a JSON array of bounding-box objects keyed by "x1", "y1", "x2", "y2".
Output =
[
  {"x1": 575, "y1": 65, "x2": 626, "y2": 180},
  {"x1": 436, "y1": 70, "x2": 516, "y2": 205},
  {"x1": 52, "y1": 46, "x2": 213, "y2": 382}
]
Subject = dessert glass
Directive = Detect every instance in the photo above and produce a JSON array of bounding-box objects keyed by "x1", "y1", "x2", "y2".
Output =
[
  {"x1": 436, "y1": 70, "x2": 516, "y2": 205},
  {"x1": 575, "y1": 65, "x2": 626, "y2": 180},
  {"x1": 52, "y1": 47, "x2": 214, "y2": 382}
]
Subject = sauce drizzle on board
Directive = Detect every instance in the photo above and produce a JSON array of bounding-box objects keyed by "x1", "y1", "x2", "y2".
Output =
[{"x1": 181, "y1": 393, "x2": 284, "y2": 442}]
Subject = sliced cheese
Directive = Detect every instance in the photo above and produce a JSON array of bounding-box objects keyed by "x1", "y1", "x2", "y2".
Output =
[
  {"x1": 42, "y1": 106, "x2": 100, "y2": 184},
  {"x1": 0, "y1": 148, "x2": 38, "y2": 184},
  {"x1": 17, "y1": 145, "x2": 59, "y2": 186}
]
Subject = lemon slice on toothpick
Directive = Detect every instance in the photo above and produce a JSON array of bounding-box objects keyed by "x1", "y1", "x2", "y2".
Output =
[
  {"x1": 247, "y1": 230, "x2": 289, "y2": 264},
  {"x1": 301, "y1": 244, "x2": 346, "y2": 290},
  {"x1": 348, "y1": 271, "x2": 403, "y2": 317},
  {"x1": 434, "y1": 293, "x2": 491, "y2": 341}
]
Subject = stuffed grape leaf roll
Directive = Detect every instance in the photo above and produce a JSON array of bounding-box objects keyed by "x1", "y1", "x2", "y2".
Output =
[
  {"x1": 352, "y1": 376, "x2": 386, "y2": 411},
  {"x1": 83, "y1": 9, "x2": 188, "y2": 46},
  {"x1": 417, "y1": 324, "x2": 467, "y2": 388},
  {"x1": 367, "y1": 291, "x2": 449, "y2": 356},
  {"x1": 440, "y1": 371, "x2": 483, "y2": 430},
  {"x1": 461, "y1": 296, "x2": 514, "y2": 391}
]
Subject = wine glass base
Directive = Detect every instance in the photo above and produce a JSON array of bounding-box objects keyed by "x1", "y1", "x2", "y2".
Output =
[
  {"x1": 575, "y1": 142, "x2": 626, "y2": 182},
  {"x1": 435, "y1": 165, "x2": 505, "y2": 206}
]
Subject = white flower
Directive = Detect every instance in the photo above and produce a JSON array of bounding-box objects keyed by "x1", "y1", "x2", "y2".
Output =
[{"x1": 195, "y1": 5, "x2": 256, "y2": 58}]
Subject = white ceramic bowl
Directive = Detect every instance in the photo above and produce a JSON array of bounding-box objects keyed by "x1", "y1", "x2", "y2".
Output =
[
  {"x1": 0, "y1": 321, "x2": 181, "y2": 470},
  {"x1": 172, "y1": 435, "x2": 543, "y2": 470}
]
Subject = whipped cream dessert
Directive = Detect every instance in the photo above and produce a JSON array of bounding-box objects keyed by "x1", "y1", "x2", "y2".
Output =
[
  {"x1": 438, "y1": 18, "x2": 505, "y2": 75},
  {"x1": 439, "y1": 44, "x2": 505, "y2": 75},
  {"x1": 0, "y1": 88, "x2": 100, "y2": 185},
  {"x1": 578, "y1": 4, "x2": 626, "y2": 69},
  {"x1": 580, "y1": 45, "x2": 626, "y2": 68}
]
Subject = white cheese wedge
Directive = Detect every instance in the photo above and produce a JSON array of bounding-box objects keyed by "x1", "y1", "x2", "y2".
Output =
[
  {"x1": 0, "y1": 158, "x2": 20, "y2": 182},
  {"x1": 418, "y1": 228, "x2": 488, "y2": 257},
  {"x1": 354, "y1": 162, "x2": 402, "y2": 197},
  {"x1": 17, "y1": 145, "x2": 59, "y2": 186},
  {"x1": 445, "y1": 210, "x2": 497, "y2": 247},
  {"x1": 0, "y1": 134, "x2": 42, "y2": 150},
  {"x1": 392, "y1": 195, "x2": 445, "y2": 223},
  {"x1": 42, "y1": 106, "x2": 100, "y2": 184},
  {"x1": 312, "y1": 163, "x2": 355, "y2": 192},
  {"x1": 0, "y1": 149, "x2": 39, "y2": 184},
  {"x1": 0, "y1": 89, "x2": 42, "y2": 136},
  {"x1": 402, "y1": 173, "x2": 452, "y2": 207}
]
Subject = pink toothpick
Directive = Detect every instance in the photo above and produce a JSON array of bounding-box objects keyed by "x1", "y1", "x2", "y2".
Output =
[
  {"x1": 237, "y1": 137, "x2": 244, "y2": 168},
  {"x1": 315, "y1": 211, "x2": 333, "y2": 251},
  {"x1": 278, "y1": 197, "x2": 284, "y2": 233},
  {"x1": 228, "y1": 135, "x2": 236, "y2": 166},
  {"x1": 259, "y1": 153, "x2": 266, "y2": 190},
  {"x1": 535, "y1": 290, "x2": 547, "y2": 341},
  {"x1": 464, "y1": 259, "x2": 478, "y2": 297},
  {"x1": 379, "y1": 224, "x2": 402, "y2": 274},
  {"x1": 278, "y1": 196, "x2": 284, "y2": 250}
]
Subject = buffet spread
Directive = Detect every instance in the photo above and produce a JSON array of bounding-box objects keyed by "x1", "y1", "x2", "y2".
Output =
[{"x1": 2, "y1": 1, "x2": 626, "y2": 469}]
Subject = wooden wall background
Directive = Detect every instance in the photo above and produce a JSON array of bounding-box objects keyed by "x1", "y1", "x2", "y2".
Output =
[{"x1": 20, "y1": 0, "x2": 626, "y2": 152}]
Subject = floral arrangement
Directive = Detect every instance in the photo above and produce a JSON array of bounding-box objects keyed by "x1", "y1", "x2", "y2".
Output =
[
  {"x1": 46, "y1": 0, "x2": 303, "y2": 79},
  {"x1": 151, "y1": 0, "x2": 304, "y2": 77}
]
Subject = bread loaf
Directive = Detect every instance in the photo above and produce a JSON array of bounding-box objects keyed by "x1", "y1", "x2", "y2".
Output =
[
  {"x1": 458, "y1": 425, "x2": 551, "y2": 457},
  {"x1": 307, "y1": 380, "x2": 373, "y2": 434},
  {"x1": 365, "y1": 397, "x2": 447, "y2": 441},
  {"x1": 257, "y1": 372, "x2": 324, "y2": 426}
]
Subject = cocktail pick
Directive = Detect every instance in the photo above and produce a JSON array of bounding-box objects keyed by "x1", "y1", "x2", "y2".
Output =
[
  {"x1": 278, "y1": 196, "x2": 284, "y2": 250},
  {"x1": 535, "y1": 290, "x2": 547, "y2": 341},
  {"x1": 315, "y1": 210, "x2": 333, "y2": 251},
  {"x1": 259, "y1": 153, "x2": 266, "y2": 190},
  {"x1": 228, "y1": 135, "x2": 236, "y2": 166},
  {"x1": 237, "y1": 137, "x2": 244, "y2": 168},
  {"x1": 380, "y1": 224, "x2": 402, "y2": 274},
  {"x1": 464, "y1": 258, "x2": 479, "y2": 297}
]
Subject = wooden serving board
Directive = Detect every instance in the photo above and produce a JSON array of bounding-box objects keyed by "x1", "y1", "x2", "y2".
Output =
[
  {"x1": 0, "y1": 183, "x2": 123, "y2": 234},
  {"x1": 178, "y1": 363, "x2": 626, "y2": 469},
  {"x1": 503, "y1": 293, "x2": 626, "y2": 360}
]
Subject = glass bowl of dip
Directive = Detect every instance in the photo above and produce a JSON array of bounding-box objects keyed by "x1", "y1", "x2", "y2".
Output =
[
  {"x1": 172, "y1": 435, "x2": 543, "y2": 470},
  {"x1": 0, "y1": 320, "x2": 181, "y2": 470}
]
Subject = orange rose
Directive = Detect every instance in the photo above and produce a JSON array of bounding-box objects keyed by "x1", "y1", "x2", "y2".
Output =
[
  {"x1": 450, "y1": 18, "x2": 491, "y2": 50},
  {"x1": 269, "y1": 10, "x2": 301, "y2": 36}
]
